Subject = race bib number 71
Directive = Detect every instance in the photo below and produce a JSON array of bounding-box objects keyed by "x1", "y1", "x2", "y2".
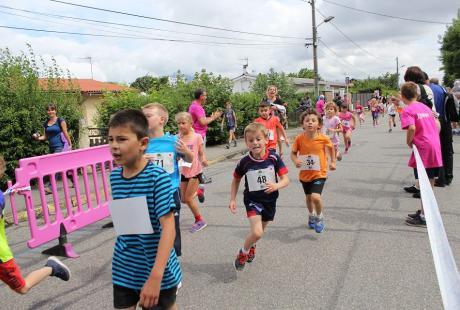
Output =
[{"x1": 146, "y1": 152, "x2": 174, "y2": 174}]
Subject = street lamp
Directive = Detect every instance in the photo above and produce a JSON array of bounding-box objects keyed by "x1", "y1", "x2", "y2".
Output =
[{"x1": 310, "y1": 0, "x2": 334, "y2": 96}]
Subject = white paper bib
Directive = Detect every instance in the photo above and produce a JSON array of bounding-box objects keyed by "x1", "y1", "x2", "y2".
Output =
[
  {"x1": 146, "y1": 152, "x2": 174, "y2": 174},
  {"x1": 298, "y1": 154, "x2": 320, "y2": 171},
  {"x1": 246, "y1": 166, "x2": 276, "y2": 192}
]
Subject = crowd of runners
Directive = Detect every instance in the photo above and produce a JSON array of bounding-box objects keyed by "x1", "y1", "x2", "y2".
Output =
[{"x1": 1, "y1": 70, "x2": 459, "y2": 309}]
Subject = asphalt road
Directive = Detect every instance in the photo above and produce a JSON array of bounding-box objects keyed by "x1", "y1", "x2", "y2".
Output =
[{"x1": 2, "y1": 119, "x2": 460, "y2": 309}]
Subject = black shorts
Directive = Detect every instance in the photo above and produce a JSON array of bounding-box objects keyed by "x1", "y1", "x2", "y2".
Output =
[
  {"x1": 180, "y1": 173, "x2": 202, "y2": 182},
  {"x1": 244, "y1": 198, "x2": 276, "y2": 222},
  {"x1": 413, "y1": 167, "x2": 440, "y2": 180},
  {"x1": 113, "y1": 284, "x2": 177, "y2": 310},
  {"x1": 301, "y1": 178, "x2": 326, "y2": 195},
  {"x1": 227, "y1": 125, "x2": 235, "y2": 131}
]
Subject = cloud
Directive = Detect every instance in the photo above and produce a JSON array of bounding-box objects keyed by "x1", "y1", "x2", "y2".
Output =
[{"x1": 0, "y1": 0, "x2": 458, "y2": 84}]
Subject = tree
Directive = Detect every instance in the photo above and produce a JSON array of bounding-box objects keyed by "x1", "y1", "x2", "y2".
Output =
[
  {"x1": 440, "y1": 10, "x2": 460, "y2": 87},
  {"x1": 0, "y1": 45, "x2": 81, "y2": 187},
  {"x1": 130, "y1": 75, "x2": 169, "y2": 92},
  {"x1": 288, "y1": 67, "x2": 320, "y2": 80},
  {"x1": 351, "y1": 72, "x2": 398, "y2": 95}
]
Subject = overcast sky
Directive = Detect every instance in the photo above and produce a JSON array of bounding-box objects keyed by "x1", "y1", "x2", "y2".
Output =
[{"x1": 0, "y1": 0, "x2": 458, "y2": 85}]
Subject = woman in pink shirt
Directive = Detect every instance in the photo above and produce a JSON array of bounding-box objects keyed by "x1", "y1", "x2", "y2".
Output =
[
  {"x1": 315, "y1": 95, "x2": 325, "y2": 117},
  {"x1": 398, "y1": 82, "x2": 442, "y2": 227}
]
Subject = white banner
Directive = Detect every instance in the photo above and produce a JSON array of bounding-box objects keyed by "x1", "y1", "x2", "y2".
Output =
[{"x1": 413, "y1": 145, "x2": 460, "y2": 310}]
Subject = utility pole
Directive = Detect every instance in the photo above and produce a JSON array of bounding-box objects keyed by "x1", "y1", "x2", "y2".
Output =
[
  {"x1": 310, "y1": 0, "x2": 319, "y2": 97},
  {"x1": 396, "y1": 56, "x2": 399, "y2": 89},
  {"x1": 80, "y1": 56, "x2": 94, "y2": 80}
]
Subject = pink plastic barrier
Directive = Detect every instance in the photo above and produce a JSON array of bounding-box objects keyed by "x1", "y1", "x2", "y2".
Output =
[{"x1": 7, "y1": 145, "x2": 113, "y2": 258}]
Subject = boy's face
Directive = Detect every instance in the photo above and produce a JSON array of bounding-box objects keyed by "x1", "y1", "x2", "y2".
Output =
[
  {"x1": 258, "y1": 106, "x2": 270, "y2": 119},
  {"x1": 108, "y1": 125, "x2": 148, "y2": 167},
  {"x1": 245, "y1": 130, "x2": 267, "y2": 157},
  {"x1": 143, "y1": 108, "x2": 165, "y2": 130},
  {"x1": 302, "y1": 114, "x2": 320, "y2": 132}
]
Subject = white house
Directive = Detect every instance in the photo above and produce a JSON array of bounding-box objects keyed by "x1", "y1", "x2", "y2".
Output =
[{"x1": 231, "y1": 71, "x2": 257, "y2": 93}]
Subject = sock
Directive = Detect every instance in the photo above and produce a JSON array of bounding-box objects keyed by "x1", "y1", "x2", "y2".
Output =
[
  {"x1": 194, "y1": 215, "x2": 202, "y2": 222},
  {"x1": 241, "y1": 247, "x2": 249, "y2": 254},
  {"x1": 317, "y1": 213, "x2": 324, "y2": 219}
]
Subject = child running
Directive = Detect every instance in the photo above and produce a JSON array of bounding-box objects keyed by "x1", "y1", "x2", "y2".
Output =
[
  {"x1": 142, "y1": 103, "x2": 194, "y2": 257},
  {"x1": 338, "y1": 103, "x2": 356, "y2": 154},
  {"x1": 355, "y1": 101, "x2": 365, "y2": 125},
  {"x1": 255, "y1": 100, "x2": 289, "y2": 155},
  {"x1": 386, "y1": 100, "x2": 397, "y2": 132},
  {"x1": 229, "y1": 123, "x2": 289, "y2": 271},
  {"x1": 291, "y1": 110, "x2": 336, "y2": 233},
  {"x1": 221, "y1": 101, "x2": 238, "y2": 149},
  {"x1": 396, "y1": 82, "x2": 443, "y2": 227},
  {"x1": 322, "y1": 102, "x2": 343, "y2": 161},
  {"x1": 370, "y1": 98, "x2": 379, "y2": 127},
  {"x1": 108, "y1": 109, "x2": 181, "y2": 309},
  {"x1": 0, "y1": 155, "x2": 71, "y2": 295},
  {"x1": 176, "y1": 112, "x2": 208, "y2": 233}
]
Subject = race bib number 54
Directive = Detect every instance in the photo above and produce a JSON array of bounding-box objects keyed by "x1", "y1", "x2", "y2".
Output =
[
  {"x1": 246, "y1": 167, "x2": 276, "y2": 192},
  {"x1": 298, "y1": 154, "x2": 320, "y2": 171}
]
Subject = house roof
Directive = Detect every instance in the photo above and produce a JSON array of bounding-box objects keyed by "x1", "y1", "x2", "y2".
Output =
[
  {"x1": 38, "y1": 78, "x2": 131, "y2": 94},
  {"x1": 289, "y1": 77, "x2": 348, "y2": 87},
  {"x1": 231, "y1": 72, "x2": 257, "y2": 81}
]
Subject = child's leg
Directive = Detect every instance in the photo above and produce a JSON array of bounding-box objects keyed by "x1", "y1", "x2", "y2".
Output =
[
  {"x1": 228, "y1": 130, "x2": 232, "y2": 144},
  {"x1": 310, "y1": 193, "x2": 323, "y2": 216},
  {"x1": 306, "y1": 194, "x2": 314, "y2": 214},
  {"x1": 243, "y1": 216, "x2": 264, "y2": 252},
  {"x1": 19, "y1": 267, "x2": 53, "y2": 294},
  {"x1": 180, "y1": 179, "x2": 201, "y2": 219}
]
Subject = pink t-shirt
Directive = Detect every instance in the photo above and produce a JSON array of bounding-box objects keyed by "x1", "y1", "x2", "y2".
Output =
[
  {"x1": 339, "y1": 111, "x2": 353, "y2": 129},
  {"x1": 316, "y1": 99, "x2": 325, "y2": 115},
  {"x1": 401, "y1": 102, "x2": 442, "y2": 168},
  {"x1": 322, "y1": 115, "x2": 340, "y2": 145},
  {"x1": 180, "y1": 132, "x2": 204, "y2": 178},
  {"x1": 188, "y1": 100, "x2": 207, "y2": 138}
]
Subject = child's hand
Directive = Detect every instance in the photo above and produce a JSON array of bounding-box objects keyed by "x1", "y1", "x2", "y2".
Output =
[
  {"x1": 139, "y1": 275, "x2": 161, "y2": 308},
  {"x1": 329, "y1": 161, "x2": 336, "y2": 170},
  {"x1": 264, "y1": 182, "x2": 279, "y2": 194},
  {"x1": 175, "y1": 139, "x2": 188, "y2": 154},
  {"x1": 202, "y1": 159, "x2": 208, "y2": 167},
  {"x1": 229, "y1": 200, "x2": 237, "y2": 214},
  {"x1": 295, "y1": 160, "x2": 302, "y2": 168},
  {"x1": 285, "y1": 139, "x2": 290, "y2": 147}
]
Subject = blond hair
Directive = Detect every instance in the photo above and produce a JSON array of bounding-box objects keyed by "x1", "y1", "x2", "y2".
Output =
[
  {"x1": 142, "y1": 102, "x2": 169, "y2": 123},
  {"x1": 244, "y1": 122, "x2": 268, "y2": 140},
  {"x1": 175, "y1": 112, "x2": 193, "y2": 124},
  {"x1": 325, "y1": 102, "x2": 338, "y2": 112},
  {"x1": 0, "y1": 155, "x2": 5, "y2": 178}
]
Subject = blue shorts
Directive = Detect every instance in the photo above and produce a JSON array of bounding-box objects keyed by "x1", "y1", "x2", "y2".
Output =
[
  {"x1": 244, "y1": 198, "x2": 276, "y2": 222},
  {"x1": 227, "y1": 125, "x2": 235, "y2": 132}
]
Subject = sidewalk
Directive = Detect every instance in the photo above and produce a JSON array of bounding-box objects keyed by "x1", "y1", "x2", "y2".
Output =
[{"x1": 3, "y1": 127, "x2": 303, "y2": 225}]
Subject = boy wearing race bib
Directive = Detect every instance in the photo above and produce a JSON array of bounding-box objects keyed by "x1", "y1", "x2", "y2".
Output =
[
  {"x1": 229, "y1": 123, "x2": 289, "y2": 271},
  {"x1": 338, "y1": 104, "x2": 356, "y2": 154},
  {"x1": 143, "y1": 103, "x2": 194, "y2": 256},
  {"x1": 255, "y1": 100, "x2": 289, "y2": 156},
  {"x1": 322, "y1": 102, "x2": 342, "y2": 161},
  {"x1": 291, "y1": 110, "x2": 336, "y2": 233}
]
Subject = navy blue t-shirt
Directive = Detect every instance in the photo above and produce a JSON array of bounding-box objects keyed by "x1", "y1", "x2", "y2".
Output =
[{"x1": 233, "y1": 151, "x2": 288, "y2": 203}]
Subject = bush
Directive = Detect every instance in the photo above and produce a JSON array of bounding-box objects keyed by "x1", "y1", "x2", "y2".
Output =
[{"x1": 0, "y1": 46, "x2": 81, "y2": 188}]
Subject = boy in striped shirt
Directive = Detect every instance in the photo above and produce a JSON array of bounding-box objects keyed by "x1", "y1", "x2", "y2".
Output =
[{"x1": 108, "y1": 109, "x2": 181, "y2": 310}]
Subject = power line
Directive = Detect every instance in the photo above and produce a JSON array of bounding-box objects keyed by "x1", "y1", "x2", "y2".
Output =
[
  {"x1": 0, "y1": 4, "x2": 304, "y2": 44},
  {"x1": 49, "y1": 0, "x2": 308, "y2": 40},
  {"x1": 0, "y1": 25, "x2": 302, "y2": 47},
  {"x1": 323, "y1": 0, "x2": 451, "y2": 25}
]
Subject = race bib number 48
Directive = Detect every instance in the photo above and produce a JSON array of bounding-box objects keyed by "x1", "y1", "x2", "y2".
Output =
[
  {"x1": 298, "y1": 154, "x2": 320, "y2": 171},
  {"x1": 146, "y1": 152, "x2": 175, "y2": 174},
  {"x1": 246, "y1": 167, "x2": 276, "y2": 192}
]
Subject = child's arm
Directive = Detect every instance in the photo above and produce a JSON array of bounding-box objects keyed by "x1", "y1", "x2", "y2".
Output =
[
  {"x1": 265, "y1": 173, "x2": 289, "y2": 194},
  {"x1": 221, "y1": 115, "x2": 225, "y2": 131},
  {"x1": 277, "y1": 121, "x2": 289, "y2": 146},
  {"x1": 229, "y1": 177, "x2": 241, "y2": 214},
  {"x1": 326, "y1": 143, "x2": 337, "y2": 170},
  {"x1": 290, "y1": 150, "x2": 302, "y2": 168},
  {"x1": 139, "y1": 211, "x2": 175, "y2": 308},
  {"x1": 406, "y1": 125, "x2": 416, "y2": 147},
  {"x1": 351, "y1": 114, "x2": 357, "y2": 129},
  {"x1": 176, "y1": 139, "x2": 194, "y2": 163},
  {"x1": 198, "y1": 139, "x2": 208, "y2": 167},
  {"x1": 233, "y1": 111, "x2": 237, "y2": 129}
]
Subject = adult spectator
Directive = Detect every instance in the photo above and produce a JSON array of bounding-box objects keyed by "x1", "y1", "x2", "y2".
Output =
[
  {"x1": 429, "y1": 77, "x2": 459, "y2": 186},
  {"x1": 265, "y1": 85, "x2": 288, "y2": 128},
  {"x1": 299, "y1": 94, "x2": 311, "y2": 110},
  {"x1": 403, "y1": 66, "x2": 435, "y2": 111},
  {"x1": 188, "y1": 89, "x2": 223, "y2": 184},
  {"x1": 315, "y1": 95, "x2": 326, "y2": 117}
]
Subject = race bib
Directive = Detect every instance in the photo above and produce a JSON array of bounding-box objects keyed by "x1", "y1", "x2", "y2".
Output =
[
  {"x1": 342, "y1": 120, "x2": 351, "y2": 127},
  {"x1": 268, "y1": 129, "x2": 275, "y2": 141},
  {"x1": 146, "y1": 152, "x2": 174, "y2": 174},
  {"x1": 298, "y1": 154, "x2": 320, "y2": 171},
  {"x1": 246, "y1": 167, "x2": 276, "y2": 192}
]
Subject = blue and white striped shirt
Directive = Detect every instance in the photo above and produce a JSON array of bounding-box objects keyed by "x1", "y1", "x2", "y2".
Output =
[{"x1": 110, "y1": 162, "x2": 182, "y2": 290}]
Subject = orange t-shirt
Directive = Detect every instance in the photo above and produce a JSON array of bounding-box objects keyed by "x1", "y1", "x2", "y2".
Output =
[
  {"x1": 255, "y1": 116, "x2": 283, "y2": 150},
  {"x1": 292, "y1": 133, "x2": 333, "y2": 182}
]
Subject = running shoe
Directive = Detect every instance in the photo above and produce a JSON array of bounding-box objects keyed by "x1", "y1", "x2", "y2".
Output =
[
  {"x1": 412, "y1": 192, "x2": 421, "y2": 199},
  {"x1": 403, "y1": 185, "x2": 420, "y2": 194},
  {"x1": 405, "y1": 214, "x2": 426, "y2": 227},
  {"x1": 197, "y1": 186, "x2": 205, "y2": 203},
  {"x1": 190, "y1": 220, "x2": 207, "y2": 233},
  {"x1": 315, "y1": 218, "x2": 325, "y2": 233},
  {"x1": 337, "y1": 152, "x2": 342, "y2": 161},
  {"x1": 348, "y1": 140, "x2": 351, "y2": 148},
  {"x1": 389, "y1": 128, "x2": 392, "y2": 132},
  {"x1": 234, "y1": 249, "x2": 249, "y2": 271},
  {"x1": 45, "y1": 256, "x2": 71, "y2": 281},
  {"x1": 225, "y1": 143, "x2": 230, "y2": 149},
  {"x1": 308, "y1": 215, "x2": 317, "y2": 229},
  {"x1": 233, "y1": 141, "x2": 237, "y2": 147},
  {"x1": 407, "y1": 210, "x2": 421, "y2": 219},
  {"x1": 247, "y1": 245, "x2": 256, "y2": 263}
]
